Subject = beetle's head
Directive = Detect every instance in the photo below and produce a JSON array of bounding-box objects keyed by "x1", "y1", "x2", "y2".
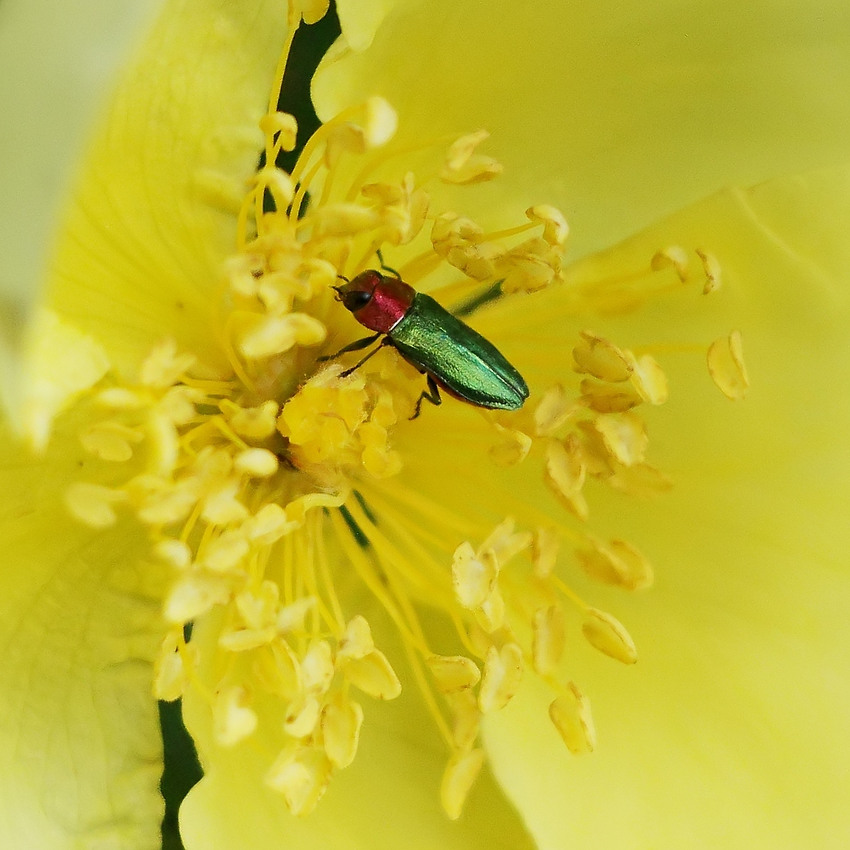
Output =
[{"x1": 332, "y1": 270, "x2": 382, "y2": 314}]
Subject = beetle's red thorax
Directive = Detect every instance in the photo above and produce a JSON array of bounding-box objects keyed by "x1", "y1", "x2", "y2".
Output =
[{"x1": 343, "y1": 271, "x2": 416, "y2": 333}]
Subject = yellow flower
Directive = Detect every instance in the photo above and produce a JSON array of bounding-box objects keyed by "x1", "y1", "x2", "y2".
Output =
[{"x1": 3, "y1": 2, "x2": 850, "y2": 849}]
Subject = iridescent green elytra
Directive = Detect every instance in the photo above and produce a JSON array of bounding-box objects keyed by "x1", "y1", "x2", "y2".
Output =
[{"x1": 390, "y1": 292, "x2": 528, "y2": 409}]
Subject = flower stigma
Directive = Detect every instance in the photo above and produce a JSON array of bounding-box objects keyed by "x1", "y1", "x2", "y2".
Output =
[{"x1": 58, "y1": 28, "x2": 747, "y2": 821}]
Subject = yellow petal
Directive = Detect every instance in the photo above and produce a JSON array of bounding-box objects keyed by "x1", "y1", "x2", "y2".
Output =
[
  {"x1": 47, "y1": 0, "x2": 293, "y2": 375},
  {"x1": 0, "y1": 0, "x2": 160, "y2": 412},
  {"x1": 480, "y1": 168, "x2": 850, "y2": 847},
  {"x1": 315, "y1": 0, "x2": 850, "y2": 258},
  {"x1": 0, "y1": 414, "x2": 165, "y2": 847},
  {"x1": 19, "y1": 311, "x2": 109, "y2": 450},
  {"x1": 335, "y1": 0, "x2": 398, "y2": 51}
]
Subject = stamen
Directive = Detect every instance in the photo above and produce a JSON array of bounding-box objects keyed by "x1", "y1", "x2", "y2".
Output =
[
  {"x1": 708, "y1": 329, "x2": 749, "y2": 399},
  {"x1": 581, "y1": 607, "x2": 638, "y2": 664},
  {"x1": 441, "y1": 748, "x2": 485, "y2": 820},
  {"x1": 549, "y1": 683, "x2": 596, "y2": 754},
  {"x1": 57, "y1": 35, "x2": 745, "y2": 815},
  {"x1": 478, "y1": 643, "x2": 524, "y2": 712},
  {"x1": 697, "y1": 248, "x2": 722, "y2": 294}
]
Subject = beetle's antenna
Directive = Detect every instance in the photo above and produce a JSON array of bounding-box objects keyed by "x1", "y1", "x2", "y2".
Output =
[
  {"x1": 330, "y1": 275, "x2": 349, "y2": 301},
  {"x1": 376, "y1": 249, "x2": 402, "y2": 280}
]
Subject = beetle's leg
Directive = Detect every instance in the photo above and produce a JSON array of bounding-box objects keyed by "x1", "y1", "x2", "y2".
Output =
[
  {"x1": 410, "y1": 374, "x2": 442, "y2": 420},
  {"x1": 339, "y1": 337, "x2": 393, "y2": 378},
  {"x1": 317, "y1": 333, "x2": 381, "y2": 363},
  {"x1": 376, "y1": 249, "x2": 402, "y2": 281}
]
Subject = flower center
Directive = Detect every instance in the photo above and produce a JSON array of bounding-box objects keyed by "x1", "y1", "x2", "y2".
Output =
[{"x1": 60, "y1": 57, "x2": 746, "y2": 818}]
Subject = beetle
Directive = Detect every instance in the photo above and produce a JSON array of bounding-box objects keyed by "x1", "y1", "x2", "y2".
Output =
[{"x1": 321, "y1": 258, "x2": 529, "y2": 418}]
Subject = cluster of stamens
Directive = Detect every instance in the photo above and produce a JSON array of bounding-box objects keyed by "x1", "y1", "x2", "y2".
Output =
[{"x1": 63, "y1": 92, "x2": 746, "y2": 819}]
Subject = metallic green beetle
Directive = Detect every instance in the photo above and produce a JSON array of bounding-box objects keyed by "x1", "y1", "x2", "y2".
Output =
[{"x1": 323, "y1": 264, "x2": 529, "y2": 418}]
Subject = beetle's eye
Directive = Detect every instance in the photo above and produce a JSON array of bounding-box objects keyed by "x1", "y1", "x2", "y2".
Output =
[{"x1": 342, "y1": 289, "x2": 372, "y2": 311}]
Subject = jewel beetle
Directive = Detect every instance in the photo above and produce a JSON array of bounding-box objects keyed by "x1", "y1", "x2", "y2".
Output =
[{"x1": 322, "y1": 258, "x2": 529, "y2": 418}]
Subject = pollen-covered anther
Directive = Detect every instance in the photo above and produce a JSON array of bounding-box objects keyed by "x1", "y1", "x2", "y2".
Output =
[
  {"x1": 132, "y1": 477, "x2": 198, "y2": 526},
  {"x1": 240, "y1": 504, "x2": 295, "y2": 547},
  {"x1": 708, "y1": 329, "x2": 749, "y2": 399},
  {"x1": 301, "y1": 640, "x2": 335, "y2": 694},
  {"x1": 276, "y1": 597, "x2": 318, "y2": 633},
  {"x1": 259, "y1": 111, "x2": 298, "y2": 151},
  {"x1": 446, "y1": 241, "x2": 503, "y2": 281},
  {"x1": 265, "y1": 747, "x2": 332, "y2": 816},
  {"x1": 573, "y1": 331, "x2": 634, "y2": 382},
  {"x1": 325, "y1": 96, "x2": 397, "y2": 159},
  {"x1": 224, "y1": 253, "x2": 264, "y2": 298},
  {"x1": 341, "y1": 649, "x2": 402, "y2": 700},
  {"x1": 154, "y1": 538, "x2": 192, "y2": 570},
  {"x1": 321, "y1": 696, "x2": 364, "y2": 769},
  {"x1": 284, "y1": 692, "x2": 322, "y2": 738},
  {"x1": 337, "y1": 614, "x2": 375, "y2": 661},
  {"x1": 139, "y1": 339, "x2": 196, "y2": 389},
  {"x1": 481, "y1": 517, "x2": 532, "y2": 564},
  {"x1": 199, "y1": 529, "x2": 250, "y2": 573},
  {"x1": 431, "y1": 213, "x2": 484, "y2": 258},
  {"x1": 80, "y1": 420, "x2": 143, "y2": 462},
  {"x1": 201, "y1": 483, "x2": 250, "y2": 526},
  {"x1": 236, "y1": 580, "x2": 280, "y2": 630},
  {"x1": 358, "y1": 95, "x2": 399, "y2": 148},
  {"x1": 479, "y1": 642, "x2": 524, "y2": 712},
  {"x1": 452, "y1": 542, "x2": 499, "y2": 609},
  {"x1": 650, "y1": 244, "x2": 691, "y2": 282},
  {"x1": 544, "y1": 436, "x2": 588, "y2": 522},
  {"x1": 361, "y1": 173, "x2": 430, "y2": 246},
  {"x1": 607, "y1": 461, "x2": 674, "y2": 499},
  {"x1": 581, "y1": 607, "x2": 638, "y2": 664},
  {"x1": 534, "y1": 384, "x2": 577, "y2": 437},
  {"x1": 532, "y1": 604, "x2": 567, "y2": 675},
  {"x1": 579, "y1": 378, "x2": 641, "y2": 413},
  {"x1": 277, "y1": 367, "x2": 370, "y2": 465},
  {"x1": 441, "y1": 129, "x2": 503, "y2": 184},
  {"x1": 628, "y1": 353, "x2": 669, "y2": 405},
  {"x1": 153, "y1": 629, "x2": 191, "y2": 701},
  {"x1": 592, "y1": 411, "x2": 649, "y2": 467},
  {"x1": 158, "y1": 386, "x2": 199, "y2": 426},
  {"x1": 576, "y1": 539, "x2": 654, "y2": 591},
  {"x1": 697, "y1": 248, "x2": 723, "y2": 294},
  {"x1": 65, "y1": 481, "x2": 127, "y2": 528},
  {"x1": 359, "y1": 420, "x2": 403, "y2": 478},
  {"x1": 446, "y1": 690, "x2": 481, "y2": 749},
  {"x1": 489, "y1": 423, "x2": 532, "y2": 466},
  {"x1": 222, "y1": 399, "x2": 280, "y2": 440},
  {"x1": 256, "y1": 166, "x2": 295, "y2": 209},
  {"x1": 474, "y1": 586, "x2": 506, "y2": 633},
  {"x1": 532, "y1": 527, "x2": 560, "y2": 579},
  {"x1": 549, "y1": 682, "x2": 596, "y2": 754},
  {"x1": 441, "y1": 748, "x2": 486, "y2": 820},
  {"x1": 213, "y1": 685, "x2": 258, "y2": 746},
  {"x1": 526, "y1": 204, "x2": 569, "y2": 246},
  {"x1": 497, "y1": 238, "x2": 562, "y2": 293},
  {"x1": 234, "y1": 447, "x2": 279, "y2": 478},
  {"x1": 311, "y1": 202, "x2": 383, "y2": 238},
  {"x1": 336, "y1": 618, "x2": 401, "y2": 699},
  {"x1": 163, "y1": 572, "x2": 232, "y2": 623},
  {"x1": 426, "y1": 654, "x2": 482, "y2": 693},
  {"x1": 238, "y1": 312, "x2": 327, "y2": 360}
]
